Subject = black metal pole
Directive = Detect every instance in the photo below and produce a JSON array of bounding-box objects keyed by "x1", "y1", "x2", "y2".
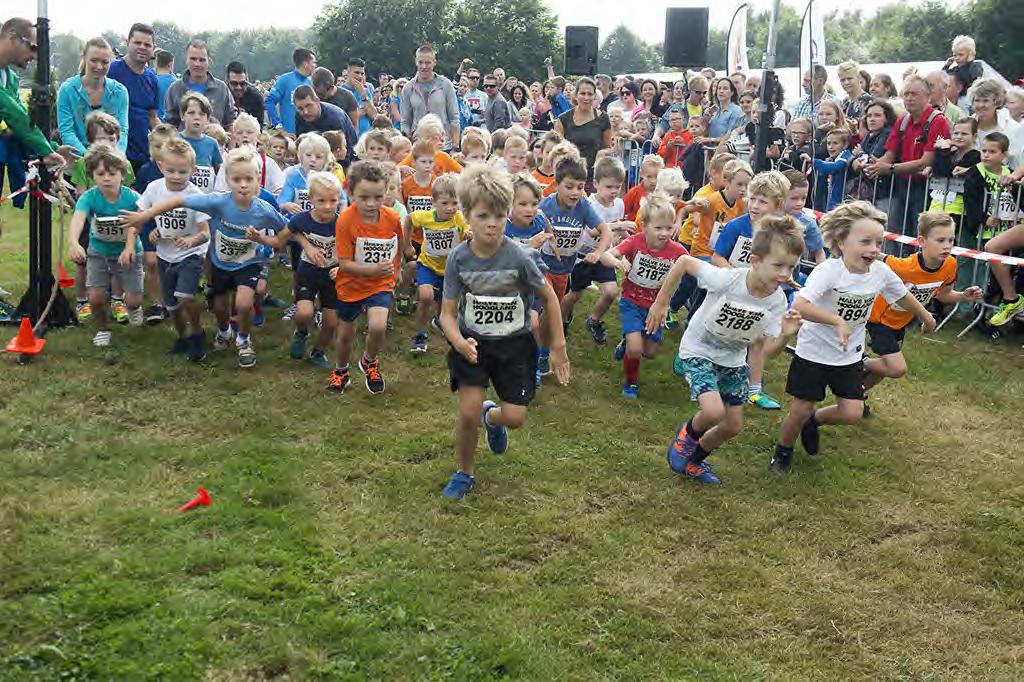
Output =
[{"x1": 752, "y1": 0, "x2": 780, "y2": 172}]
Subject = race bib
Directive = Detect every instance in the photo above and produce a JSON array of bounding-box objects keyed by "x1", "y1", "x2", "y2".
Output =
[
  {"x1": 156, "y1": 208, "x2": 190, "y2": 239},
  {"x1": 548, "y1": 225, "x2": 582, "y2": 255},
  {"x1": 465, "y1": 293, "x2": 524, "y2": 337},
  {"x1": 707, "y1": 222, "x2": 724, "y2": 250},
  {"x1": 930, "y1": 177, "x2": 965, "y2": 206},
  {"x1": 704, "y1": 298, "x2": 767, "y2": 344},
  {"x1": 190, "y1": 166, "x2": 214, "y2": 193},
  {"x1": 892, "y1": 281, "x2": 942, "y2": 311},
  {"x1": 728, "y1": 235, "x2": 754, "y2": 267},
  {"x1": 423, "y1": 228, "x2": 459, "y2": 258},
  {"x1": 354, "y1": 235, "x2": 397, "y2": 265},
  {"x1": 626, "y1": 252, "x2": 673, "y2": 290},
  {"x1": 214, "y1": 231, "x2": 258, "y2": 264},
  {"x1": 407, "y1": 195, "x2": 433, "y2": 213},
  {"x1": 996, "y1": 191, "x2": 1020, "y2": 222},
  {"x1": 835, "y1": 291, "x2": 875, "y2": 324},
  {"x1": 301, "y1": 232, "x2": 337, "y2": 268},
  {"x1": 91, "y1": 216, "x2": 127, "y2": 242},
  {"x1": 296, "y1": 189, "x2": 313, "y2": 212}
]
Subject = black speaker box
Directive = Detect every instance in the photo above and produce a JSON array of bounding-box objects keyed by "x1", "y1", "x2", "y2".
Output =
[
  {"x1": 664, "y1": 8, "x2": 709, "y2": 67},
  {"x1": 565, "y1": 26, "x2": 599, "y2": 76}
]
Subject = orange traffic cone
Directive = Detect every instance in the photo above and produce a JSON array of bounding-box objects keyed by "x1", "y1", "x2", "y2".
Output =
[
  {"x1": 5, "y1": 317, "x2": 45, "y2": 355},
  {"x1": 57, "y1": 264, "x2": 74, "y2": 288},
  {"x1": 177, "y1": 487, "x2": 211, "y2": 513}
]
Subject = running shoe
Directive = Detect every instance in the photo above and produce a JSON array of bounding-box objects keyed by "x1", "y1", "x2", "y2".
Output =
[
  {"x1": 112, "y1": 299, "x2": 129, "y2": 324},
  {"x1": 622, "y1": 383, "x2": 639, "y2": 400},
  {"x1": 282, "y1": 304, "x2": 297, "y2": 321},
  {"x1": 667, "y1": 422, "x2": 697, "y2": 474},
  {"x1": 410, "y1": 331, "x2": 429, "y2": 355},
  {"x1": 537, "y1": 352, "x2": 551, "y2": 376},
  {"x1": 395, "y1": 295, "x2": 412, "y2": 315},
  {"x1": 92, "y1": 330, "x2": 111, "y2": 347},
  {"x1": 613, "y1": 336, "x2": 626, "y2": 361},
  {"x1": 144, "y1": 304, "x2": 166, "y2": 325},
  {"x1": 683, "y1": 459, "x2": 721, "y2": 485},
  {"x1": 314, "y1": 310, "x2": 323, "y2": 329},
  {"x1": 748, "y1": 392, "x2": 781, "y2": 410},
  {"x1": 770, "y1": 445, "x2": 793, "y2": 473},
  {"x1": 237, "y1": 340, "x2": 256, "y2": 368},
  {"x1": 563, "y1": 312, "x2": 573, "y2": 337},
  {"x1": 76, "y1": 301, "x2": 92, "y2": 322},
  {"x1": 308, "y1": 348, "x2": 331, "y2": 369},
  {"x1": 442, "y1": 471, "x2": 475, "y2": 500},
  {"x1": 482, "y1": 400, "x2": 508, "y2": 454},
  {"x1": 290, "y1": 330, "x2": 308, "y2": 359},
  {"x1": 586, "y1": 317, "x2": 607, "y2": 345},
  {"x1": 187, "y1": 332, "x2": 207, "y2": 362},
  {"x1": 168, "y1": 337, "x2": 189, "y2": 355},
  {"x1": 800, "y1": 415, "x2": 820, "y2": 456},
  {"x1": 989, "y1": 294, "x2": 1024, "y2": 327},
  {"x1": 359, "y1": 355, "x2": 385, "y2": 394},
  {"x1": 664, "y1": 309, "x2": 680, "y2": 330},
  {"x1": 326, "y1": 367, "x2": 351, "y2": 393},
  {"x1": 127, "y1": 306, "x2": 143, "y2": 327},
  {"x1": 253, "y1": 304, "x2": 265, "y2": 328},
  {"x1": 431, "y1": 315, "x2": 445, "y2": 338},
  {"x1": 213, "y1": 329, "x2": 232, "y2": 351}
]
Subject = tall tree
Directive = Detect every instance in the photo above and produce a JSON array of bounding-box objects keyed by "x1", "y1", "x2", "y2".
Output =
[
  {"x1": 969, "y1": 0, "x2": 1024, "y2": 78},
  {"x1": 599, "y1": 25, "x2": 660, "y2": 75},
  {"x1": 51, "y1": 33, "x2": 84, "y2": 83},
  {"x1": 449, "y1": 0, "x2": 563, "y2": 82}
]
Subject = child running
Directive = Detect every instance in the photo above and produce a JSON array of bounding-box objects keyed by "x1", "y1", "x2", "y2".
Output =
[
  {"x1": 602, "y1": 193, "x2": 689, "y2": 399},
  {"x1": 439, "y1": 164, "x2": 570, "y2": 500},
  {"x1": 771, "y1": 201, "x2": 936, "y2": 472},
  {"x1": 648, "y1": 216, "x2": 806, "y2": 484}
]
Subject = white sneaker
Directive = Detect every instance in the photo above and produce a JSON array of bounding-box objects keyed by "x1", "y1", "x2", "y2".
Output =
[
  {"x1": 93, "y1": 330, "x2": 112, "y2": 347},
  {"x1": 237, "y1": 339, "x2": 256, "y2": 368},
  {"x1": 127, "y1": 306, "x2": 143, "y2": 327}
]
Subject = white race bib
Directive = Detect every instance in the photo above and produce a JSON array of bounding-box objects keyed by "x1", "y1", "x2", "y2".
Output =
[
  {"x1": 996, "y1": 191, "x2": 1020, "y2": 222},
  {"x1": 190, "y1": 166, "x2": 214, "y2": 193},
  {"x1": 728, "y1": 235, "x2": 754, "y2": 268},
  {"x1": 835, "y1": 291, "x2": 876, "y2": 325},
  {"x1": 626, "y1": 252, "x2": 672, "y2": 290},
  {"x1": 465, "y1": 293, "x2": 524, "y2": 337},
  {"x1": 423, "y1": 228, "x2": 460, "y2": 258},
  {"x1": 407, "y1": 195, "x2": 433, "y2": 213},
  {"x1": 91, "y1": 216, "x2": 127, "y2": 243},
  {"x1": 214, "y1": 231, "x2": 258, "y2": 263},
  {"x1": 707, "y1": 222, "x2": 724, "y2": 250},
  {"x1": 354, "y1": 235, "x2": 397, "y2": 265},
  {"x1": 704, "y1": 298, "x2": 768, "y2": 344},
  {"x1": 301, "y1": 232, "x2": 337, "y2": 268},
  {"x1": 549, "y1": 225, "x2": 582, "y2": 255},
  {"x1": 930, "y1": 177, "x2": 965, "y2": 205},
  {"x1": 892, "y1": 281, "x2": 942, "y2": 311},
  {"x1": 296, "y1": 189, "x2": 313, "y2": 212},
  {"x1": 156, "y1": 208, "x2": 190, "y2": 239}
]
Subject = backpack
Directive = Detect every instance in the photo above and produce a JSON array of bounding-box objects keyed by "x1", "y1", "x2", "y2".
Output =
[{"x1": 893, "y1": 109, "x2": 940, "y2": 163}]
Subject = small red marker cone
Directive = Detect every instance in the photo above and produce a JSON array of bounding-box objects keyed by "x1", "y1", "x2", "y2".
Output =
[
  {"x1": 57, "y1": 264, "x2": 74, "y2": 288},
  {"x1": 5, "y1": 317, "x2": 45, "y2": 355},
  {"x1": 177, "y1": 487, "x2": 211, "y2": 513}
]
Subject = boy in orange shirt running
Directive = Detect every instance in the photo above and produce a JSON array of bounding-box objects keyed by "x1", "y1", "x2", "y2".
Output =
[
  {"x1": 689, "y1": 159, "x2": 751, "y2": 259},
  {"x1": 328, "y1": 160, "x2": 404, "y2": 395}
]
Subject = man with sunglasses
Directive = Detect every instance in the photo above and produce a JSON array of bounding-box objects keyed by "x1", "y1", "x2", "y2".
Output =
[
  {"x1": 463, "y1": 68, "x2": 487, "y2": 126},
  {"x1": 483, "y1": 75, "x2": 511, "y2": 132},
  {"x1": 656, "y1": 74, "x2": 707, "y2": 139},
  {"x1": 226, "y1": 62, "x2": 266, "y2": 127},
  {"x1": 0, "y1": 17, "x2": 69, "y2": 170}
]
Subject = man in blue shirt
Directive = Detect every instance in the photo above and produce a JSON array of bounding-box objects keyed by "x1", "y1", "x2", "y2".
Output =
[
  {"x1": 107, "y1": 22, "x2": 158, "y2": 172},
  {"x1": 265, "y1": 48, "x2": 316, "y2": 135},
  {"x1": 154, "y1": 50, "x2": 176, "y2": 121},
  {"x1": 293, "y1": 86, "x2": 356, "y2": 163},
  {"x1": 340, "y1": 57, "x2": 378, "y2": 137}
]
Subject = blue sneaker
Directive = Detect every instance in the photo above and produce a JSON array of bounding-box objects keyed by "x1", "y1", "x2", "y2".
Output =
[
  {"x1": 253, "y1": 306, "x2": 265, "y2": 328},
  {"x1": 667, "y1": 422, "x2": 697, "y2": 474},
  {"x1": 622, "y1": 383, "x2": 639, "y2": 400},
  {"x1": 683, "y1": 458, "x2": 721, "y2": 485},
  {"x1": 443, "y1": 471, "x2": 475, "y2": 500},
  {"x1": 613, "y1": 337, "x2": 626, "y2": 361},
  {"x1": 290, "y1": 330, "x2": 308, "y2": 359},
  {"x1": 537, "y1": 352, "x2": 551, "y2": 376},
  {"x1": 308, "y1": 348, "x2": 331, "y2": 369},
  {"x1": 748, "y1": 392, "x2": 781, "y2": 410},
  {"x1": 482, "y1": 400, "x2": 509, "y2": 454},
  {"x1": 664, "y1": 309, "x2": 680, "y2": 330}
]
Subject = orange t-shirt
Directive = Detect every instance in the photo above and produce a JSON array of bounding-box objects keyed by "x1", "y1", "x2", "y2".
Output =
[
  {"x1": 402, "y1": 174, "x2": 434, "y2": 243},
  {"x1": 334, "y1": 204, "x2": 403, "y2": 302},
  {"x1": 690, "y1": 190, "x2": 746, "y2": 258},
  {"x1": 400, "y1": 150, "x2": 463, "y2": 176},
  {"x1": 657, "y1": 129, "x2": 694, "y2": 167},
  {"x1": 869, "y1": 253, "x2": 956, "y2": 329},
  {"x1": 623, "y1": 184, "x2": 648, "y2": 222},
  {"x1": 532, "y1": 169, "x2": 555, "y2": 196}
]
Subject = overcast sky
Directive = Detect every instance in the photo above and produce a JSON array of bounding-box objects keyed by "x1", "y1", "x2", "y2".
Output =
[{"x1": 7, "y1": 0, "x2": 954, "y2": 44}]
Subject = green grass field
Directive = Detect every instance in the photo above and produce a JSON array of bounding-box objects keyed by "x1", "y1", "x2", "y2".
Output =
[{"x1": 1, "y1": 196, "x2": 1023, "y2": 680}]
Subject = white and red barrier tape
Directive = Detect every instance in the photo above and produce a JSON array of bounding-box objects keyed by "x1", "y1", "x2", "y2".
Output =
[{"x1": 883, "y1": 232, "x2": 1024, "y2": 267}]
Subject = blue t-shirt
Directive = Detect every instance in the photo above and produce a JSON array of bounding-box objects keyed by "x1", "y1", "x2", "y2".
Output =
[
  {"x1": 188, "y1": 80, "x2": 209, "y2": 95},
  {"x1": 183, "y1": 192, "x2": 287, "y2": 271},
  {"x1": 552, "y1": 93, "x2": 572, "y2": 118},
  {"x1": 288, "y1": 210, "x2": 339, "y2": 272},
  {"x1": 182, "y1": 134, "x2": 223, "y2": 168},
  {"x1": 714, "y1": 214, "x2": 756, "y2": 267},
  {"x1": 131, "y1": 161, "x2": 163, "y2": 194},
  {"x1": 341, "y1": 84, "x2": 371, "y2": 136},
  {"x1": 107, "y1": 59, "x2": 159, "y2": 162},
  {"x1": 155, "y1": 73, "x2": 176, "y2": 121},
  {"x1": 538, "y1": 194, "x2": 602, "y2": 275},
  {"x1": 505, "y1": 214, "x2": 546, "y2": 244},
  {"x1": 75, "y1": 186, "x2": 143, "y2": 257},
  {"x1": 279, "y1": 166, "x2": 310, "y2": 208},
  {"x1": 795, "y1": 211, "x2": 825, "y2": 257}
]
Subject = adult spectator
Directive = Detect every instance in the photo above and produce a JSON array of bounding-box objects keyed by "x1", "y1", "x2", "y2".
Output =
[
  {"x1": 462, "y1": 68, "x2": 487, "y2": 125},
  {"x1": 700, "y1": 67, "x2": 717, "y2": 82},
  {"x1": 705, "y1": 78, "x2": 744, "y2": 144},
  {"x1": 163, "y1": 40, "x2": 235, "y2": 129},
  {"x1": 340, "y1": 57, "x2": 378, "y2": 137},
  {"x1": 968, "y1": 78, "x2": 1021, "y2": 166},
  {"x1": 850, "y1": 99, "x2": 896, "y2": 211},
  {"x1": 225, "y1": 62, "x2": 265, "y2": 127},
  {"x1": 400, "y1": 44, "x2": 460, "y2": 150},
  {"x1": 837, "y1": 60, "x2": 872, "y2": 121},
  {"x1": 532, "y1": 81, "x2": 557, "y2": 132},
  {"x1": 0, "y1": 18, "x2": 67, "y2": 168},
  {"x1": 659, "y1": 75, "x2": 708, "y2": 137},
  {"x1": 554, "y1": 77, "x2": 611, "y2": 177},
  {"x1": 619, "y1": 81, "x2": 642, "y2": 120},
  {"x1": 729, "y1": 71, "x2": 746, "y2": 94},
  {"x1": 107, "y1": 23, "x2": 159, "y2": 170},
  {"x1": 595, "y1": 74, "x2": 616, "y2": 112},
  {"x1": 265, "y1": 48, "x2": 316, "y2": 135},
  {"x1": 507, "y1": 84, "x2": 530, "y2": 120},
  {"x1": 792, "y1": 65, "x2": 835, "y2": 125},
  {"x1": 493, "y1": 68, "x2": 506, "y2": 92},
  {"x1": 483, "y1": 74, "x2": 511, "y2": 132},
  {"x1": 56, "y1": 37, "x2": 129, "y2": 155},
  {"x1": 154, "y1": 49, "x2": 175, "y2": 122},
  {"x1": 865, "y1": 75, "x2": 950, "y2": 234},
  {"x1": 311, "y1": 66, "x2": 357, "y2": 129},
  {"x1": 942, "y1": 35, "x2": 984, "y2": 110},
  {"x1": 924, "y1": 71, "x2": 962, "y2": 125},
  {"x1": 292, "y1": 85, "x2": 357, "y2": 162},
  {"x1": 638, "y1": 79, "x2": 668, "y2": 120}
]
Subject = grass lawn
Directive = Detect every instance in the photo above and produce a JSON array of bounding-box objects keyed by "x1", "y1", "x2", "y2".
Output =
[{"x1": 1, "y1": 195, "x2": 1023, "y2": 680}]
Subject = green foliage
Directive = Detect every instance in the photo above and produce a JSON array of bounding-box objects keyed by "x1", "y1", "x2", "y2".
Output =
[
  {"x1": 50, "y1": 33, "x2": 84, "y2": 83},
  {"x1": 599, "y1": 25, "x2": 662, "y2": 75},
  {"x1": 968, "y1": 0, "x2": 1024, "y2": 78}
]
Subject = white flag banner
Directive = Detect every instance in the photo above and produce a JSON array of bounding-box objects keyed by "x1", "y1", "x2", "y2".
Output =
[
  {"x1": 727, "y1": 4, "x2": 750, "y2": 75},
  {"x1": 800, "y1": 0, "x2": 826, "y2": 78}
]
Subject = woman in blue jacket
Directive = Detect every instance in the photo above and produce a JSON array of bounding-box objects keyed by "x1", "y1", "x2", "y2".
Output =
[{"x1": 56, "y1": 37, "x2": 129, "y2": 155}]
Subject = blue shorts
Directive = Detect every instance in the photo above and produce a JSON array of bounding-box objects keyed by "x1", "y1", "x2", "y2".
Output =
[
  {"x1": 677, "y1": 355, "x2": 749, "y2": 407},
  {"x1": 416, "y1": 262, "x2": 444, "y2": 301},
  {"x1": 619, "y1": 297, "x2": 662, "y2": 344},
  {"x1": 336, "y1": 290, "x2": 393, "y2": 323},
  {"x1": 141, "y1": 223, "x2": 157, "y2": 253}
]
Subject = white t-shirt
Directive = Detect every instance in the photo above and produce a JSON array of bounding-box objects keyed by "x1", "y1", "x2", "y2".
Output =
[
  {"x1": 137, "y1": 179, "x2": 211, "y2": 263},
  {"x1": 678, "y1": 262, "x2": 787, "y2": 368},
  {"x1": 795, "y1": 257, "x2": 908, "y2": 366},
  {"x1": 214, "y1": 153, "x2": 285, "y2": 195},
  {"x1": 580, "y1": 194, "x2": 624, "y2": 254}
]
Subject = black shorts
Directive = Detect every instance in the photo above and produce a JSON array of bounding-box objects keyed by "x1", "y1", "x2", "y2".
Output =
[
  {"x1": 785, "y1": 354, "x2": 865, "y2": 403},
  {"x1": 209, "y1": 263, "x2": 261, "y2": 296},
  {"x1": 295, "y1": 266, "x2": 339, "y2": 307},
  {"x1": 288, "y1": 241, "x2": 302, "y2": 270},
  {"x1": 568, "y1": 260, "x2": 617, "y2": 292},
  {"x1": 448, "y1": 333, "x2": 538, "y2": 406},
  {"x1": 866, "y1": 321, "x2": 905, "y2": 357}
]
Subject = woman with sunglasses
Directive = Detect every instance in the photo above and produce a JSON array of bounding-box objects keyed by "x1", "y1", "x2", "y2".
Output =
[{"x1": 620, "y1": 81, "x2": 643, "y2": 121}]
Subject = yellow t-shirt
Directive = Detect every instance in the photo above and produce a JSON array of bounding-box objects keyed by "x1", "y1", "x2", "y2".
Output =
[
  {"x1": 679, "y1": 182, "x2": 714, "y2": 246},
  {"x1": 412, "y1": 209, "x2": 469, "y2": 275},
  {"x1": 690, "y1": 190, "x2": 746, "y2": 258}
]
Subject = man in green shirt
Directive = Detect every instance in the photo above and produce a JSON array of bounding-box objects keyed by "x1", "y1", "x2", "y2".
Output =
[{"x1": 0, "y1": 17, "x2": 70, "y2": 169}]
